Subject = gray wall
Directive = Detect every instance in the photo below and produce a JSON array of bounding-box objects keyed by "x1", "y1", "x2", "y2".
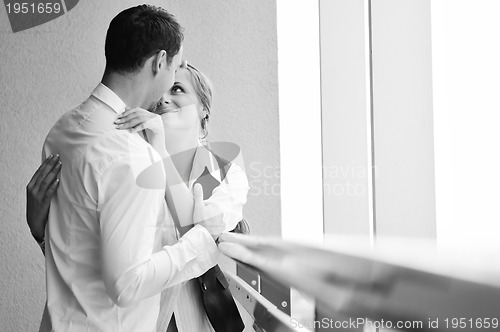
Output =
[{"x1": 0, "y1": 1, "x2": 279, "y2": 330}]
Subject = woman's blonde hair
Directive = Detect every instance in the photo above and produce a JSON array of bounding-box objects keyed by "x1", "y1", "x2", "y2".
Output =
[{"x1": 182, "y1": 61, "x2": 213, "y2": 139}]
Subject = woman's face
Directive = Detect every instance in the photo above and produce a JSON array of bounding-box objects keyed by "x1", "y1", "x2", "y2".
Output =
[{"x1": 155, "y1": 68, "x2": 204, "y2": 134}]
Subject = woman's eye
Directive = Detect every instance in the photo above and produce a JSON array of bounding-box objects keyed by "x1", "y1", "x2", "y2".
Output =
[{"x1": 171, "y1": 86, "x2": 183, "y2": 93}]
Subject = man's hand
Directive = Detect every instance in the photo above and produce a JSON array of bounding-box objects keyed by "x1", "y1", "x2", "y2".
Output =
[
  {"x1": 193, "y1": 183, "x2": 225, "y2": 242},
  {"x1": 26, "y1": 154, "x2": 61, "y2": 242}
]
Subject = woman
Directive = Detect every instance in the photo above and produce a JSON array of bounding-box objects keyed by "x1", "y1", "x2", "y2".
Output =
[{"x1": 26, "y1": 61, "x2": 249, "y2": 332}]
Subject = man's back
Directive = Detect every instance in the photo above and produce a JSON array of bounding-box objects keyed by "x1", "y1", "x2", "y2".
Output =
[{"x1": 41, "y1": 84, "x2": 167, "y2": 331}]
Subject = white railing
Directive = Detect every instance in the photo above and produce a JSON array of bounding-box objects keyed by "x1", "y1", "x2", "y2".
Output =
[{"x1": 219, "y1": 233, "x2": 500, "y2": 332}]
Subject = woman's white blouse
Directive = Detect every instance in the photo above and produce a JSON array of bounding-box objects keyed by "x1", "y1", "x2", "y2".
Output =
[{"x1": 156, "y1": 144, "x2": 250, "y2": 332}]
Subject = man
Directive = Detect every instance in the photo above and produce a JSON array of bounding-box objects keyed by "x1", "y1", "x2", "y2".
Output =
[{"x1": 38, "y1": 5, "x2": 219, "y2": 331}]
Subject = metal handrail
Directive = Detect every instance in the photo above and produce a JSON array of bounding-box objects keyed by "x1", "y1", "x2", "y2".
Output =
[{"x1": 219, "y1": 233, "x2": 500, "y2": 332}]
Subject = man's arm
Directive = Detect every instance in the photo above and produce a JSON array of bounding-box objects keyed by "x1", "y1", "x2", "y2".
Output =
[{"x1": 97, "y1": 154, "x2": 219, "y2": 307}]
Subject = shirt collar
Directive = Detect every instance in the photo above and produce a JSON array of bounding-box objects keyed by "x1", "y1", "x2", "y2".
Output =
[{"x1": 91, "y1": 83, "x2": 127, "y2": 115}]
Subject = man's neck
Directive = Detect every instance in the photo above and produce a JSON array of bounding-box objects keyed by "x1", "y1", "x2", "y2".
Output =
[{"x1": 101, "y1": 71, "x2": 151, "y2": 109}]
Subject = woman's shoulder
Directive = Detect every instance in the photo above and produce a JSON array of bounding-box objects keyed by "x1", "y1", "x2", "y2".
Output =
[{"x1": 202, "y1": 142, "x2": 248, "y2": 182}]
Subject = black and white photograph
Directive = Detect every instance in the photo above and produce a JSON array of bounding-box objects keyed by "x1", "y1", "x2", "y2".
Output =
[{"x1": 1, "y1": 0, "x2": 499, "y2": 331}]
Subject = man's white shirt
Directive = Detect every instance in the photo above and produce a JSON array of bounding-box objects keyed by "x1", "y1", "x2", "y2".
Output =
[{"x1": 40, "y1": 83, "x2": 219, "y2": 332}]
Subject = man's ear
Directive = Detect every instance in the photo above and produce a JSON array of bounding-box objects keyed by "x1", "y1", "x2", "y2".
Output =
[{"x1": 152, "y1": 50, "x2": 167, "y2": 75}]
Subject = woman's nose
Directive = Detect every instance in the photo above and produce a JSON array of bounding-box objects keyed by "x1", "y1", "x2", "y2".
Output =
[{"x1": 162, "y1": 95, "x2": 172, "y2": 104}]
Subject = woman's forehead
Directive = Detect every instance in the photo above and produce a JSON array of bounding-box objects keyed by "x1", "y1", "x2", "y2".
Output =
[{"x1": 174, "y1": 67, "x2": 191, "y2": 82}]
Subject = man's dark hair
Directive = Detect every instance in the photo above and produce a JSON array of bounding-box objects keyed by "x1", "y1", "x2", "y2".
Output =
[{"x1": 104, "y1": 5, "x2": 183, "y2": 73}]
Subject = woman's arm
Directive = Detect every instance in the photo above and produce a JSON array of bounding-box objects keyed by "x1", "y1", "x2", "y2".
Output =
[
  {"x1": 115, "y1": 109, "x2": 222, "y2": 239},
  {"x1": 26, "y1": 154, "x2": 61, "y2": 253},
  {"x1": 115, "y1": 109, "x2": 251, "y2": 239}
]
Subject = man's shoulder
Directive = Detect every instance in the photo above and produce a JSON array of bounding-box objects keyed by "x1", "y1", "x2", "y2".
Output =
[
  {"x1": 43, "y1": 95, "x2": 94, "y2": 153},
  {"x1": 44, "y1": 94, "x2": 143, "y2": 162},
  {"x1": 87, "y1": 131, "x2": 159, "y2": 180},
  {"x1": 45, "y1": 95, "x2": 97, "y2": 134},
  {"x1": 88, "y1": 131, "x2": 152, "y2": 158}
]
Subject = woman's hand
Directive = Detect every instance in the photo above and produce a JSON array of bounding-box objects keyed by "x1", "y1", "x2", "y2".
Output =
[
  {"x1": 114, "y1": 107, "x2": 167, "y2": 155},
  {"x1": 26, "y1": 154, "x2": 61, "y2": 243}
]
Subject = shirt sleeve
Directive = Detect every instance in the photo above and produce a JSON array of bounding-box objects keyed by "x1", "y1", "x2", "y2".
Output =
[
  {"x1": 205, "y1": 162, "x2": 250, "y2": 232},
  {"x1": 97, "y1": 152, "x2": 219, "y2": 307}
]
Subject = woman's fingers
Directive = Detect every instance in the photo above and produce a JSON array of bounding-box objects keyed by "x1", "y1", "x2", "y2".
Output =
[
  {"x1": 44, "y1": 178, "x2": 60, "y2": 201},
  {"x1": 26, "y1": 157, "x2": 61, "y2": 243},
  {"x1": 117, "y1": 107, "x2": 144, "y2": 119},
  {"x1": 114, "y1": 109, "x2": 141, "y2": 125},
  {"x1": 114, "y1": 113, "x2": 137, "y2": 125},
  {"x1": 28, "y1": 154, "x2": 56, "y2": 187},
  {"x1": 116, "y1": 115, "x2": 145, "y2": 130},
  {"x1": 115, "y1": 109, "x2": 148, "y2": 128},
  {"x1": 115, "y1": 107, "x2": 149, "y2": 123},
  {"x1": 29, "y1": 155, "x2": 59, "y2": 193},
  {"x1": 129, "y1": 122, "x2": 147, "y2": 133},
  {"x1": 39, "y1": 160, "x2": 62, "y2": 196},
  {"x1": 26, "y1": 155, "x2": 62, "y2": 243},
  {"x1": 116, "y1": 111, "x2": 162, "y2": 133}
]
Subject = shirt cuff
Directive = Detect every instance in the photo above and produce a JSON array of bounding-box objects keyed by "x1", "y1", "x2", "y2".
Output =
[{"x1": 160, "y1": 224, "x2": 219, "y2": 287}]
